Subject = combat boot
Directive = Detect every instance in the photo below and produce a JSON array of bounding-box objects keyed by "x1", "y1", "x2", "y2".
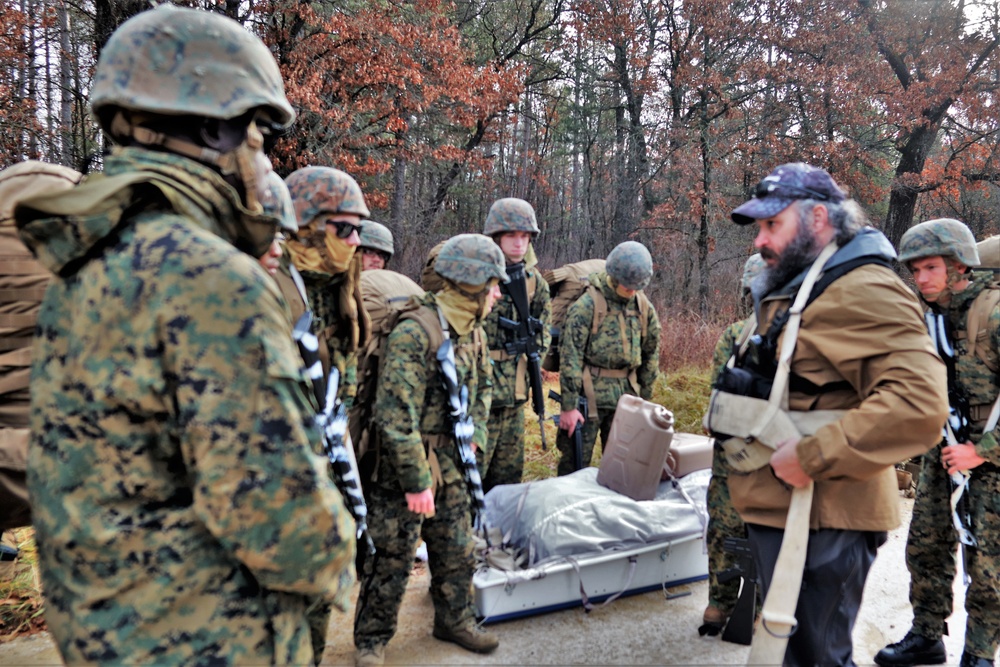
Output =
[
  {"x1": 698, "y1": 605, "x2": 727, "y2": 637},
  {"x1": 874, "y1": 630, "x2": 946, "y2": 666},
  {"x1": 432, "y1": 621, "x2": 499, "y2": 654},
  {"x1": 354, "y1": 644, "x2": 385, "y2": 667},
  {"x1": 959, "y1": 652, "x2": 995, "y2": 667}
]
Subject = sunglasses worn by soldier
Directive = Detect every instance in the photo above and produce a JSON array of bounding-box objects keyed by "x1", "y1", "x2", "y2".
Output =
[{"x1": 314, "y1": 216, "x2": 362, "y2": 239}]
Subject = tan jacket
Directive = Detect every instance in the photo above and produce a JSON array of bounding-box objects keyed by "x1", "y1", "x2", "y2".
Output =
[{"x1": 728, "y1": 263, "x2": 948, "y2": 531}]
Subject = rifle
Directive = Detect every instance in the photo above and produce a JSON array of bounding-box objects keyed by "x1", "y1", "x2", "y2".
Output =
[
  {"x1": 435, "y1": 321, "x2": 489, "y2": 541},
  {"x1": 292, "y1": 312, "x2": 376, "y2": 556},
  {"x1": 712, "y1": 536, "x2": 757, "y2": 645},
  {"x1": 548, "y1": 389, "x2": 587, "y2": 471},
  {"x1": 498, "y1": 262, "x2": 548, "y2": 449}
]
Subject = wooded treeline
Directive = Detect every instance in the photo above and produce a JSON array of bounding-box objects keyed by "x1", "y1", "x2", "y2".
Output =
[{"x1": 4, "y1": 0, "x2": 1000, "y2": 317}]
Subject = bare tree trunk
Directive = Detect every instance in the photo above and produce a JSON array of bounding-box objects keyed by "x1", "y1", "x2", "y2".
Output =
[{"x1": 60, "y1": 1, "x2": 73, "y2": 166}]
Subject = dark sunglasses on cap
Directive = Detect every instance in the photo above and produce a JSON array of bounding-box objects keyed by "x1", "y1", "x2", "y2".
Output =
[
  {"x1": 753, "y1": 180, "x2": 831, "y2": 201},
  {"x1": 317, "y1": 219, "x2": 363, "y2": 239}
]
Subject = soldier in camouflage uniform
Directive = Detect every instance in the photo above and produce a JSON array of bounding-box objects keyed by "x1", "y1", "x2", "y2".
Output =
[
  {"x1": 359, "y1": 220, "x2": 394, "y2": 271},
  {"x1": 556, "y1": 241, "x2": 661, "y2": 476},
  {"x1": 877, "y1": 219, "x2": 1000, "y2": 667},
  {"x1": 480, "y1": 198, "x2": 552, "y2": 490},
  {"x1": 13, "y1": 7, "x2": 356, "y2": 664},
  {"x1": 285, "y1": 166, "x2": 371, "y2": 407},
  {"x1": 354, "y1": 234, "x2": 506, "y2": 667},
  {"x1": 257, "y1": 170, "x2": 296, "y2": 277},
  {"x1": 701, "y1": 253, "x2": 766, "y2": 635}
]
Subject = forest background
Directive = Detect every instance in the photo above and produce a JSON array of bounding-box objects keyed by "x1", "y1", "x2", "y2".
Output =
[{"x1": 5, "y1": 0, "x2": 1000, "y2": 352}]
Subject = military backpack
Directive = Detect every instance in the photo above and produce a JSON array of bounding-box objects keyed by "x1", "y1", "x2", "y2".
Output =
[
  {"x1": 348, "y1": 269, "x2": 424, "y2": 462},
  {"x1": 541, "y1": 259, "x2": 650, "y2": 371}
]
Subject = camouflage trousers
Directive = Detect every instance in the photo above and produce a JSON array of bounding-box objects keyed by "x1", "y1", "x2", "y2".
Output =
[
  {"x1": 480, "y1": 404, "x2": 525, "y2": 493},
  {"x1": 555, "y1": 407, "x2": 614, "y2": 477},
  {"x1": 706, "y1": 441, "x2": 744, "y2": 613},
  {"x1": 354, "y1": 478, "x2": 476, "y2": 650},
  {"x1": 907, "y1": 443, "x2": 1000, "y2": 659}
]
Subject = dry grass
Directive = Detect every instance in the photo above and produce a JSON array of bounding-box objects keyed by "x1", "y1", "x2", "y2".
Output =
[
  {"x1": 522, "y1": 364, "x2": 713, "y2": 482},
  {"x1": 658, "y1": 308, "x2": 736, "y2": 372},
  {"x1": 0, "y1": 527, "x2": 46, "y2": 643}
]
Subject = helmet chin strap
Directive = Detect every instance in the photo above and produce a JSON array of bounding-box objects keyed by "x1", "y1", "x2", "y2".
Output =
[{"x1": 110, "y1": 111, "x2": 266, "y2": 213}]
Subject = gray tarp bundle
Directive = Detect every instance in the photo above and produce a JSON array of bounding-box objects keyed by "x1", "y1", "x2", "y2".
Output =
[{"x1": 484, "y1": 467, "x2": 710, "y2": 567}]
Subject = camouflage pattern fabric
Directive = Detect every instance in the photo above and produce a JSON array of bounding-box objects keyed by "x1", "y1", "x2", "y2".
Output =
[
  {"x1": 555, "y1": 271, "x2": 660, "y2": 473},
  {"x1": 480, "y1": 404, "x2": 526, "y2": 489},
  {"x1": 285, "y1": 166, "x2": 370, "y2": 227},
  {"x1": 355, "y1": 474, "x2": 476, "y2": 649},
  {"x1": 355, "y1": 292, "x2": 489, "y2": 649},
  {"x1": 482, "y1": 266, "x2": 551, "y2": 409},
  {"x1": 299, "y1": 262, "x2": 362, "y2": 407},
  {"x1": 359, "y1": 220, "x2": 394, "y2": 256},
  {"x1": 905, "y1": 271, "x2": 1000, "y2": 658},
  {"x1": 606, "y1": 241, "x2": 654, "y2": 290},
  {"x1": 706, "y1": 320, "x2": 748, "y2": 614},
  {"x1": 480, "y1": 263, "x2": 551, "y2": 490},
  {"x1": 261, "y1": 171, "x2": 297, "y2": 232},
  {"x1": 15, "y1": 147, "x2": 355, "y2": 665},
  {"x1": 899, "y1": 218, "x2": 981, "y2": 267},
  {"x1": 555, "y1": 409, "x2": 615, "y2": 477},
  {"x1": 89, "y1": 5, "x2": 294, "y2": 128},
  {"x1": 482, "y1": 198, "x2": 540, "y2": 236},
  {"x1": 434, "y1": 234, "x2": 509, "y2": 286}
]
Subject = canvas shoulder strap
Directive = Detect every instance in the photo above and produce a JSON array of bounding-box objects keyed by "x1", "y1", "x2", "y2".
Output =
[{"x1": 965, "y1": 283, "x2": 1000, "y2": 374}]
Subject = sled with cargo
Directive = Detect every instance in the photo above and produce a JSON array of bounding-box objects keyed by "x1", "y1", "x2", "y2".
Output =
[{"x1": 473, "y1": 418, "x2": 713, "y2": 624}]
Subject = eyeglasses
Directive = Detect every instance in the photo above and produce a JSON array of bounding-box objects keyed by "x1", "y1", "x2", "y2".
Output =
[
  {"x1": 317, "y1": 219, "x2": 363, "y2": 239},
  {"x1": 753, "y1": 181, "x2": 830, "y2": 201}
]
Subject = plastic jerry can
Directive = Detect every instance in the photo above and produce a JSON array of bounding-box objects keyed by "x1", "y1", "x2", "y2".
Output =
[
  {"x1": 662, "y1": 432, "x2": 713, "y2": 479},
  {"x1": 597, "y1": 394, "x2": 674, "y2": 501}
]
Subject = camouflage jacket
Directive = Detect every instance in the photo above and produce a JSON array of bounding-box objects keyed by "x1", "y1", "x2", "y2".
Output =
[
  {"x1": 558, "y1": 271, "x2": 661, "y2": 412},
  {"x1": 15, "y1": 147, "x2": 355, "y2": 665},
  {"x1": 482, "y1": 264, "x2": 551, "y2": 409},
  {"x1": 375, "y1": 293, "x2": 492, "y2": 494},
  {"x1": 931, "y1": 271, "x2": 1000, "y2": 464}
]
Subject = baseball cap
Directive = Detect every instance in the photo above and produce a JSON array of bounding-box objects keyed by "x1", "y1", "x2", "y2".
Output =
[{"x1": 731, "y1": 163, "x2": 847, "y2": 225}]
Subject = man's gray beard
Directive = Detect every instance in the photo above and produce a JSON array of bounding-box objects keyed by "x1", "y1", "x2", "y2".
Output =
[{"x1": 760, "y1": 219, "x2": 822, "y2": 294}]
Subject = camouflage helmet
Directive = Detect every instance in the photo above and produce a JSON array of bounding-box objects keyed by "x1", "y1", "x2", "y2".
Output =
[
  {"x1": 0, "y1": 161, "x2": 81, "y2": 224},
  {"x1": 259, "y1": 171, "x2": 297, "y2": 233},
  {"x1": 285, "y1": 166, "x2": 370, "y2": 229},
  {"x1": 359, "y1": 220, "x2": 394, "y2": 257},
  {"x1": 90, "y1": 5, "x2": 295, "y2": 134},
  {"x1": 899, "y1": 218, "x2": 980, "y2": 267},
  {"x1": 741, "y1": 253, "x2": 766, "y2": 291},
  {"x1": 434, "y1": 234, "x2": 509, "y2": 286},
  {"x1": 483, "y1": 198, "x2": 540, "y2": 236},
  {"x1": 606, "y1": 241, "x2": 654, "y2": 290}
]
